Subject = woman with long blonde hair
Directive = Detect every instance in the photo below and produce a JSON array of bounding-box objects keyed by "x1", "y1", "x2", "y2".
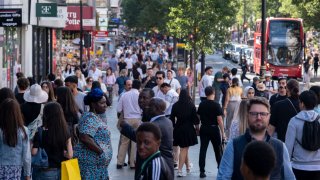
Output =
[
  {"x1": 223, "y1": 77, "x2": 243, "y2": 137},
  {"x1": 229, "y1": 99, "x2": 249, "y2": 139}
]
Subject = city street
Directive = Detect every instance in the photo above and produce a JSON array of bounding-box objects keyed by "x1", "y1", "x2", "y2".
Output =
[
  {"x1": 107, "y1": 53, "x2": 320, "y2": 179},
  {"x1": 108, "y1": 53, "x2": 249, "y2": 179}
]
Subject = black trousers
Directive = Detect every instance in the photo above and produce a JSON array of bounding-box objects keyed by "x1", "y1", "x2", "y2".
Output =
[
  {"x1": 199, "y1": 125, "x2": 223, "y2": 173},
  {"x1": 293, "y1": 168, "x2": 320, "y2": 180}
]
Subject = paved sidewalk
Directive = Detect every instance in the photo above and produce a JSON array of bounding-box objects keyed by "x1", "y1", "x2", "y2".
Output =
[{"x1": 107, "y1": 97, "x2": 218, "y2": 179}]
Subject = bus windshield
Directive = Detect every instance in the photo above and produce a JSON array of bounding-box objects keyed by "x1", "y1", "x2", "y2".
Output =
[{"x1": 267, "y1": 20, "x2": 302, "y2": 66}]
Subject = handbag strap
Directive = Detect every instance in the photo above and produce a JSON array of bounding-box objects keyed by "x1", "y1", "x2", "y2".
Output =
[
  {"x1": 287, "y1": 98, "x2": 298, "y2": 114},
  {"x1": 37, "y1": 127, "x2": 44, "y2": 148}
]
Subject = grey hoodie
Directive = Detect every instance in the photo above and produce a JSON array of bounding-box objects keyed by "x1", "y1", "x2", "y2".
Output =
[{"x1": 285, "y1": 110, "x2": 320, "y2": 170}]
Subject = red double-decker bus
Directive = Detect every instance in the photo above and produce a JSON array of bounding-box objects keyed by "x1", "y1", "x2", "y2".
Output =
[{"x1": 253, "y1": 18, "x2": 304, "y2": 78}]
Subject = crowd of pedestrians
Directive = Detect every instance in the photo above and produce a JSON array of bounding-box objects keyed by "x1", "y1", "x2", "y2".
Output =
[{"x1": 1, "y1": 39, "x2": 320, "y2": 180}]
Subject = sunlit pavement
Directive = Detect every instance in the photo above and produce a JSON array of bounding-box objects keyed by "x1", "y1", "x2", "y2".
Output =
[{"x1": 107, "y1": 53, "x2": 320, "y2": 179}]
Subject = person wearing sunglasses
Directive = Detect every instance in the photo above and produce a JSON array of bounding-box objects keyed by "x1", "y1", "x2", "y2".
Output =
[
  {"x1": 152, "y1": 71, "x2": 166, "y2": 99},
  {"x1": 269, "y1": 77, "x2": 287, "y2": 108},
  {"x1": 218, "y1": 97, "x2": 295, "y2": 180}
]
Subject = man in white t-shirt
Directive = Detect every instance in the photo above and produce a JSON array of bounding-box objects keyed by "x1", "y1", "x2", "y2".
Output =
[
  {"x1": 264, "y1": 71, "x2": 278, "y2": 99},
  {"x1": 131, "y1": 51, "x2": 138, "y2": 64},
  {"x1": 165, "y1": 70, "x2": 181, "y2": 94},
  {"x1": 88, "y1": 64, "x2": 102, "y2": 81},
  {"x1": 199, "y1": 66, "x2": 214, "y2": 102},
  {"x1": 160, "y1": 83, "x2": 179, "y2": 116},
  {"x1": 152, "y1": 71, "x2": 166, "y2": 99},
  {"x1": 165, "y1": 62, "x2": 176, "y2": 77},
  {"x1": 125, "y1": 53, "x2": 133, "y2": 77},
  {"x1": 150, "y1": 49, "x2": 159, "y2": 62}
]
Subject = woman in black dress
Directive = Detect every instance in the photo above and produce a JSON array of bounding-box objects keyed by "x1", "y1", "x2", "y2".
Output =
[
  {"x1": 314, "y1": 53, "x2": 319, "y2": 77},
  {"x1": 170, "y1": 89, "x2": 200, "y2": 177}
]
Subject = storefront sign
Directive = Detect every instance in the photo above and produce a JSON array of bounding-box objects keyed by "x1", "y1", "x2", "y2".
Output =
[
  {"x1": 93, "y1": 31, "x2": 108, "y2": 37},
  {"x1": 108, "y1": 22, "x2": 119, "y2": 28},
  {"x1": 0, "y1": 9, "x2": 22, "y2": 27},
  {"x1": 36, "y1": 3, "x2": 57, "y2": 17},
  {"x1": 95, "y1": 37, "x2": 110, "y2": 43},
  {"x1": 108, "y1": 31, "x2": 116, "y2": 37},
  {"x1": 64, "y1": 6, "x2": 94, "y2": 31},
  {"x1": 99, "y1": 18, "x2": 108, "y2": 27},
  {"x1": 83, "y1": 19, "x2": 96, "y2": 26}
]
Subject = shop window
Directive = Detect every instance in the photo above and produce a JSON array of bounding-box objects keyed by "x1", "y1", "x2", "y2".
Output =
[{"x1": 2, "y1": 27, "x2": 21, "y2": 89}]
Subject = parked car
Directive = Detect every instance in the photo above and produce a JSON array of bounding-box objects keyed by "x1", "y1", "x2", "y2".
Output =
[
  {"x1": 243, "y1": 47, "x2": 254, "y2": 72},
  {"x1": 231, "y1": 44, "x2": 247, "y2": 63}
]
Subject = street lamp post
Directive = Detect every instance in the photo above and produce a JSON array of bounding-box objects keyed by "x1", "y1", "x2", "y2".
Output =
[
  {"x1": 260, "y1": 0, "x2": 266, "y2": 81},
  {"x1": 79, "y1": 0, "x2": 84, "y2": 67},
  {"x1": 243, "y1": 0, "x2": 246, "y2": 43}
]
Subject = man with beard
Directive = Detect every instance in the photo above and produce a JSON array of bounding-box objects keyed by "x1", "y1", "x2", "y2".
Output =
[
  {"x1": 217, "y1": 97, "x2": 295, "y2": 180},
  {"x1": 269, "y1": 76, "x2": 287, "y2": 108},
  {"x1": 120, "y1": 97, "x2": 174, "y2": 180}
]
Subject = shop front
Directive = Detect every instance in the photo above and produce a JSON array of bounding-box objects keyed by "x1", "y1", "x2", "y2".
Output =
[
  {"x1": 32, "y1": 3, "x2": 65, "y2": 83},
  {"x1": 55, "y1": 5, "x2": 94, "y2": 71},
  {"x1": 0, "y1": 9, "x2": 22, "y2": 89}
]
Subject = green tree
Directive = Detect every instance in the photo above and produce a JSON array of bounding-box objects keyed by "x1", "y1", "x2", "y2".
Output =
[
  {"x1": 166, "y1": 0, "x2": 237, "y2": 100},
  {"x1": 280, "y1": 0, "x2": 320, "y2": 30},
  {"x1": 121, "y1": 0, "x2": 170, "y2": 32}
]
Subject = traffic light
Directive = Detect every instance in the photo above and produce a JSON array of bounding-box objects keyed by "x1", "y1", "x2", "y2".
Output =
[{"x1": 84, "y1": 33, "x2": 91, "y2": 48}]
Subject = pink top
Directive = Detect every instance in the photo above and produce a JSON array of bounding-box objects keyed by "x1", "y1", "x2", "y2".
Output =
[
  {"x1": 103, "y1": 74, "x2": 116, "y2": 85},
  {"x1": 187, "y1": 75, "x2": 194, "y2": 83}
]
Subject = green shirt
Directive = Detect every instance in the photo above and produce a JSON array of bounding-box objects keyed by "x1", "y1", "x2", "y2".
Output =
[{"x1": 213, "y1": 71, "x2": 223, "y2": 89}]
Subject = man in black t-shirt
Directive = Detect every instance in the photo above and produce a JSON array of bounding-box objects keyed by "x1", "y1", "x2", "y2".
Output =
[
  {"x1": 118, "y1": 55, "x2": 127, "y2": 72},
  {"x1": 268, "y1": 79, "x2": 300, "y2": 142},
  {"x1": 269, "y1": 77, "x2": 287, "y2": 108},
  {"x1": 142, "y1": 68, "x2": 157, "y2": 89},
  {"x1": 197, "y1": 86, "x2": 226, "y2": 178}
]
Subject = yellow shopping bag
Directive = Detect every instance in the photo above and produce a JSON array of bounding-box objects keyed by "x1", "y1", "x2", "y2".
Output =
[{"x1": 61, "y1": 158, "x2": 81, "y2": 180}]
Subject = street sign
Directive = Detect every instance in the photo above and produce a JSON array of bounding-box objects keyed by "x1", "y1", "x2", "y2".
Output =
[
  {"x1": 108, "y1": 22, "x2": 119, "y2": 28},
  {"x1": 111, "y1": 18, "x2": 121, "y2": 24},
  {"x1": 36, "y1": 3, "x2": 57, "y2": 17},
  {"x1": 177, "y1": 43, "x2": 186, "y2": 48},
  {"x1": 108, "y1": 31, "x2": 116, "y2": 37},
  {"x1": 83, "y1": 19, "x2": 96, "y2": 26},
  {"x1": 99, "y1": 18, "x2": 108, "y2": 27},
  {"x1": 0, "y1": 9, "x2": 22, "y2": 27}
]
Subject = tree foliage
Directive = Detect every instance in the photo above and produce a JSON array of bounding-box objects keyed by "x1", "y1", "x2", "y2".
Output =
[
  {"x1": 121, "y1": 0, "x2": 170, "y2": 32},
  {"x1": 166, "y1": 0, "x2": 238, "y2": 54},
  {"x1": 236, "y1": 0, "x2": 320, "y2": 31},
  {"x1": 280, "y1": 0, "x2": 320, "y2": 30}
]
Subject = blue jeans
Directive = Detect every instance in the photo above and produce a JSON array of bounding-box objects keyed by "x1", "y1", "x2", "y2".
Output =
[{"x1": 32, "y1": 167, "x2": 60, "y2": 180}]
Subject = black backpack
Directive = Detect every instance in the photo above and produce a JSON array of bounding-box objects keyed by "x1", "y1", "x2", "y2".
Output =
[{"x1": 299, "y1": 116, "x2": 320, "y2": 151}]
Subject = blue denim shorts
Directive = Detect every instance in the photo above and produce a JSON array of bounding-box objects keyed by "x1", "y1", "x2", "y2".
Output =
[{"x1": 32, "y1": 167, "x2": 61, "y2": 180}]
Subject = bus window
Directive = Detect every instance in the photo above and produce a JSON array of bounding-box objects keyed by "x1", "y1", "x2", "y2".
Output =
[{"x1": 268, "y1": 20, "x2": 302, "y2": 66}]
